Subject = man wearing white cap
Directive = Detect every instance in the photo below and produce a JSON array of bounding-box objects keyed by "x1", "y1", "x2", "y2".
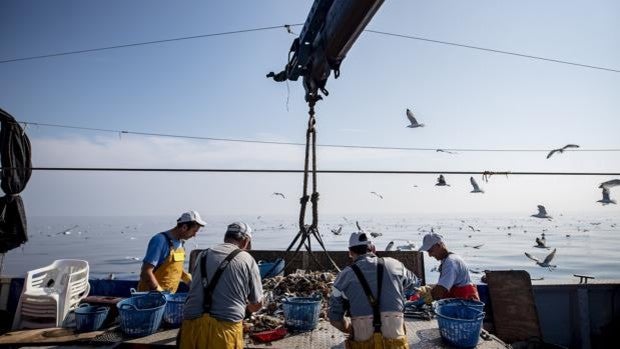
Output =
[
  {"x1": 179, "y1": 222, "x2": 263, "y2": 349},
  {"x1": 417, "y1": 232, "x2": 479, "y2": 303},
  {"x1": 137, "y1": 210, "x2": 206, "y2": 293},
  {"x1": 329, "y1": 232, "x2": 419, "y2": 349}
]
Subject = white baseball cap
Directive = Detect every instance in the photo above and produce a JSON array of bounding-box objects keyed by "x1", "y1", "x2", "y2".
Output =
[
  {"x1": 177, "y1": 210, "x2": 206, "y2": 226},
  {"x1": 418, "y1": 233, "x2": 443, "y2": 252},
  {"x1": 349, "y1": 232, "x2": 372, "y2": 248},
  {"x1": 226, "y1": 222, "x2": 252, "y2": 239}
]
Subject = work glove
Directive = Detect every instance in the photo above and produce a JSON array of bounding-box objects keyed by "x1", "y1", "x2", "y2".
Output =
[
  {"x1": 181, "y1": 271, "x2": 192, "y2": 285},
  {"x1": 416, "y1": 285, "x2": 434, "y2": 305}
]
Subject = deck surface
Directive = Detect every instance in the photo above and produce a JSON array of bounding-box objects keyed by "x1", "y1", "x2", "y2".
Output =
[{"x1": 1, "y1": 319, "x2": 507, "y2": 348}]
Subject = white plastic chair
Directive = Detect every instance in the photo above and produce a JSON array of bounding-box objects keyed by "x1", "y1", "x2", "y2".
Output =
[{"x1": 12, "y1": 259, "x2": 90, "y2": 329}]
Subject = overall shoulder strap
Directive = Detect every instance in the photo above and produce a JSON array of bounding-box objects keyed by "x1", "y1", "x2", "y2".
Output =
[
  {"x1": 202, "y1": 248, "x2": 243, "y2": 312},
  {"x1": 350, "y1": 258, "x2": 385, "y2": 333}
]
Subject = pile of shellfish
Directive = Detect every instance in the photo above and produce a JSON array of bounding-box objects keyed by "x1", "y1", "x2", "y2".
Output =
[{"x1": 244, "y1": 270, "x2": 337, "y2": 332}]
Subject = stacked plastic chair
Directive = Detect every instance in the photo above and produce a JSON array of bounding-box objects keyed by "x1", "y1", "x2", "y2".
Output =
[{"x1": 12, "y1": 259, "x2": 90, "y2": 329}]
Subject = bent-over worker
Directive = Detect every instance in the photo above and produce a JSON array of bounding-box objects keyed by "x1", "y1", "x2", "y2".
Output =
[
  {"x1": 179, "y1": 222, "x2": 263, "y2": 349},
  {"x1": 329, "y1": 232, "x2": 419, "y2": 349},
  {"x1": 417, "y1": 232, "x2": 480, "y2": 303}
]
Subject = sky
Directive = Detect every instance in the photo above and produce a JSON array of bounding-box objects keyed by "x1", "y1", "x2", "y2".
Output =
[{"x1": 1, "y1": 0, "x2": 619, "y2": 218}]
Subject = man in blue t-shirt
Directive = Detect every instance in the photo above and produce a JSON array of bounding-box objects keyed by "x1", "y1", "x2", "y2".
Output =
[{"x1": 137, "y1": 210, "x2": 206, "y2": 293}]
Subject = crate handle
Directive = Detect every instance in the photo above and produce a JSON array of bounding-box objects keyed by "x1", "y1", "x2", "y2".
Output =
[{"x1": 120, "y1": 303, "x2": 137, "y2": 310}]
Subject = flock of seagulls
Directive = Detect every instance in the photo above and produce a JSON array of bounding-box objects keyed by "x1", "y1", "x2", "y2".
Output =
[
  {"x1": 404, "y1": 108, "x2": 618, "y2": 205},
  {"x1": 405, "y1": 109, "x2": 581, "y2": 160},
  {"x1": 397, "y1": 109, "x2": 613, "y2": 209}
]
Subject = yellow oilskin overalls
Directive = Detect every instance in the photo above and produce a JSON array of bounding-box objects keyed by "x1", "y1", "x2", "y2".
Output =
[
  {"x1": 178, "y1": 248, "x2": 245, "y2": 349},
  {"x1": 346, "y1": 259, "x2": 409, "y2": 349},
  {"x1": 346, "y1": 333, "x2": 408, "y2": 349},
  {"x1": 137, "y1": 233, "x2": 190, "y2": 293},
  {"x1": 178, "y1": 313, "x2": 244, "y2": 349},
  {"x1": 346, "y1": 314, "x2": 409, "y2": 349}
]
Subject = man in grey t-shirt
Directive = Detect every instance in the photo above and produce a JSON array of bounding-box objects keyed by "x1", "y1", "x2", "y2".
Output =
[
  {"x1": 178, "y1": 222, "x2": 263, "y2": 349},
  {"x1": 417, "y1": 232, "x2": 480, "y2": 302}
]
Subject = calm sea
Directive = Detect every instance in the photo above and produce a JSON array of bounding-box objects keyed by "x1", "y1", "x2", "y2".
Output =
[{"x1": 2, "y1": 213, "x2": 619, "y2": 284}]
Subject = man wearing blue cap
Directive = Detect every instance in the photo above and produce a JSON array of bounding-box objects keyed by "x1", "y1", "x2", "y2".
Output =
[{"x1": 417, "y1": 232, "x2": 479, "y2": 303}]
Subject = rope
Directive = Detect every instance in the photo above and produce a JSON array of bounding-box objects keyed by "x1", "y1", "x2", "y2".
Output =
[{"x1": 285, "y1": 101, "x2": 340, "y2": 272}]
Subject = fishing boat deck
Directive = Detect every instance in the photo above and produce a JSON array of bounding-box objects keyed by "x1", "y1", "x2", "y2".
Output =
[{"x1": 0, "y1": 318, "x2": 507, "y2": 348}]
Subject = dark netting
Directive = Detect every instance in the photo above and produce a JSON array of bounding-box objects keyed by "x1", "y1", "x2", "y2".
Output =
[{"x1": 0, "y1": 108, "x2": 32, "y2": 254}]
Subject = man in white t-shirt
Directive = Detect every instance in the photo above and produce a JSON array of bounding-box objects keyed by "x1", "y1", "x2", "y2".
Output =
[{"x1": 417, "y1": 233, "x2": 480, "y2": 302}]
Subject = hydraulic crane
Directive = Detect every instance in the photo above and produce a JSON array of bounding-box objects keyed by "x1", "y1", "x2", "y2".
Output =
[
  {"x1": 268, "y1": 0, "x2": 384, "y2": 103},
  {"x1": 268, "y1": 0, "x2": 385, "y2": 270}
]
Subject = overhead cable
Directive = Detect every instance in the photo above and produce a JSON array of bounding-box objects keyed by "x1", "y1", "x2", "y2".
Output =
[
  {"x1": 18, "y1": 120, "x2": 620, "y2": 153},
  {"x1": 20, "y1": 167, "x2": 620, "y2": 176},
  {"x1": 365, "y1": 29, "x2": 620, "y2": 73},
  {"x1": 1, "y1": 24, "x2": 617, "y2": 74},
  {"x1": 0, "y1": 24, "x2": 303, "y2": 64}
]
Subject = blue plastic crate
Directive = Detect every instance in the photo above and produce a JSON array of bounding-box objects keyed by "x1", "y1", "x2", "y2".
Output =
[
  {"x1": 75, "y1": 304, "x2": 109, "y2": 332},
  {"x1": 163, "y1": 293, "x2": 187, "y2": 328},
  {"x1": 258, "y1": 258, "x2": 285, "y2": 279},
  {"x1": 434, "y1": 300, "x2": 485, "y2": 348},
  {"x1": 282, "y1": 297, "x2": 321, "y2": 332},
  {"x1": 117, "y1": 292, "x2": 167, "y2": 337},
  {"x1": 434, "y1": 298, "x2": 485, "y2": 312}
]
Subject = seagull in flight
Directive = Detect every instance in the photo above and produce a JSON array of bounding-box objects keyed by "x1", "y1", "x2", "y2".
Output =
[
  {"x1": 467, "y1": 225, "x2": 480, "y2": 232},
  {"x1": 597, "y1": 188, "x2": 617, "y2": 205},
  {"x1": 599, "y1": 179, "x2": 620, "y2": 190},
  {"x1": 435, "y1": 174, "x2": 450, "y2": 187},
  {"x1": 525, "y1": 248, "x2": 557, "y2": 270},
  {"x1": 534, "y1": 236, "x2": 549, "y2": 249},
  {"x1": 436, "y1": 149, "x2": 458, "y2": 155},
  {"x1": 395, "y1": 241, "x2": 416, "y2": 250},
  {"x1": 370, "y1": 231, "x2": 383, "y2": 238},
  {"x1": 356, "y1": 221, "x2": 364, "y2": 231},
  {"x1": 273, "y1": 192, "x2": 286, "y2": 199},
  {"x1": 464, "y1": 243, "x2": 484, "y2": 249},
  {"x1": 469, "y1": 177, "x2": 484, "y2": 193},
  {"x1": 370, "y1": 191, "x2": 384, "y2": 199},
  {"x1": 406, "y1": 108, "x2": 425, "y2": 128},
  {"x1": 546, "y1": 144, "x2": 580, "y2": 159},
  {"x1": 531, "y1": 205, "x2": 552, "y2": 219},
  {"x1": 331, "y1": 226, "x2": 343, "y2": 235}
]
